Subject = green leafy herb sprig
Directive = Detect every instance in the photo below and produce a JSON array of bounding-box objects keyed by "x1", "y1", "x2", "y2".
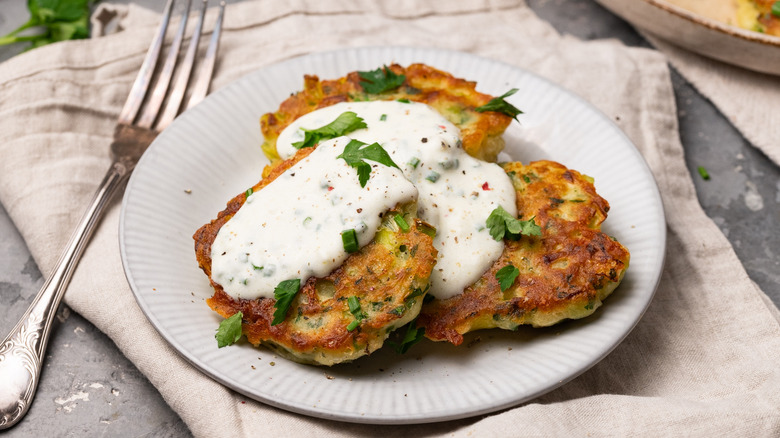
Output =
[
  {"x1": 357, "y1": 65, "x2": 406, "y2": 94},
  {"x1": 0, "y1": 0, "x2": 94, "y2": 50},
  {"x1": 272, "y1": 279, "x2": 301, "y2": 326},
  {"x1": 215, "y1": 311, "x2": 243, "y2": 348},
  {"x1": 292, "y1": 111, "x2": 367, "y2": 150},
  {"x1": 485, "y1": 205, "x2": 541, "y2": 241},
  {"x1": 475, "y1": 88, "x2": 523, "y2": 121},
  {"x1": 338, "y1": 139, "x2": 400, "y2": 187}
]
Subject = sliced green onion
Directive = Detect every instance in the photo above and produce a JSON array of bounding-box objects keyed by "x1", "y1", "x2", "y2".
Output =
[
  {"x1": 394, "y1": 214, "x2": 410, "y2": 232},
  {"x1": 342, "y1": 229, "x2": 359, "y2": 253},
  {"x1": 426, "y1": 171, "x2": 440, "y2": 183},
  {"x1": 245, "y1": 188, "x2": 253, "y2": 197},
  {"x1": 380, "y1": 114, "x2": 387, "y2": 121},
  {"x1": 697, "y1": 166, "x2": 710, "y2": 180},
  {"x1": 397, "y1": 98, "x2": 411, "y2": 103},
  {"x1": 408, "y1": 157, "x2": 420, "y2": 169},
  {"x1": 347, "y1": 320, "x2": 360, "y2": 331},
  {"x1": 419, "y1": 223, "x2": 436, "y2": 238}
]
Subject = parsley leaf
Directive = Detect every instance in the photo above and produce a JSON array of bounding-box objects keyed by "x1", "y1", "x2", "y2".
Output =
[
  {"x1": 337, "y1": 139, "x2": 400, "y2": 187},
  {"x1": 292, "y1": 111, "x2": 367, "y2": 149},
  {"x1": 0, "y1": 0, "x2": 92, "y2": 50},
  {"x1": 215, "y1": 311, "x2": 243, "y2": 348},
  {"x1": 495, "y1": 264, "x2": 520, "y2": 292},
  {"x1": 485, "y1": 206, "x2": 542, "y2": 241},
  {"x1": 475, "y1": 89, "x2": 523, "y2": 121},
  {"x1": 271, "y1": 279, "x2": 301, "y2": 326},
  {"x1": 388, "y1": 320, "x2": 426, "y2": 354},
  {"x1": 357, "y1": 65, "x2": 406, "y2": 94}
]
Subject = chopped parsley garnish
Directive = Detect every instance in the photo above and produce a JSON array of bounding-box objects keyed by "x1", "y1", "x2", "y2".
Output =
[
  {"x1": 394, "y1": 213, "x2": 410, "y2": 232},
  {"x1": 215, "y1": 311, "x2": 243, "y2": 348},
  {"x1": 292, "y1": 111, "x2": 367, "y2": 149},
  {"x1": 357, "y1": 65, "x2": 406, "y2": 94},
  {"x1": 337, "y1": 139, "x2": 400, "y2": 187},
  {"x1": 347, "y1": 296, "x2": 368, "y2": 331},
  {"x1": 388, "y1": 320, "x2": 425, "y2": 354},
  {"x1": 495, "y1": 264, "x2": 520, "y2": 292},
  {"x1": 271, "y1": 279, "x2": 301, "y2": 326},
  {"x1": 475, "y1": 88, "x2": 523, "y2": 121},
  {"x1": 697, "y1": 166, "x2": 710, "y2": 180},
  {"x1": 485, "y1": 205, "x2": 542, "y2": 241},
  {"x1": 341, "y1": 229, "x2": 359, "y2": 253}
]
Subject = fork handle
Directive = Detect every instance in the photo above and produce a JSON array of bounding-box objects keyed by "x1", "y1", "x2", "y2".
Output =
[{"x1": 0, "y1": 160, "x2": 131, "y2": 430}]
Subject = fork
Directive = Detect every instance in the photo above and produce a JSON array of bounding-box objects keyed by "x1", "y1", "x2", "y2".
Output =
[{"x1": 0, "y1": 0, "x2": 224, "y2": 429}]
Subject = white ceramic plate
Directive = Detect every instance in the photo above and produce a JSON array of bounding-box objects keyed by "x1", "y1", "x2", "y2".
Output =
[
  {"x1": 596, "y1": 0, "x2": 780, "y2": 76},
  {"x1": 120, "y1": 47, "x2": 665, "y2": 424}
]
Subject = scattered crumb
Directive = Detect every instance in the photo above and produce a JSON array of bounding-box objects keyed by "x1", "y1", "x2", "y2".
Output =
[
  {"x1": 269, "y1": 362, "x2": 276, "y2": 366},
  {"x1": 324, "y1": 374, "x2": 335, "y2": 380},
  {"x1": 251, "y1": 365, "x2": 256, "y2": 370},
  {"x1": 184, "y1": 189, "x2": 192, "y2": 194}
]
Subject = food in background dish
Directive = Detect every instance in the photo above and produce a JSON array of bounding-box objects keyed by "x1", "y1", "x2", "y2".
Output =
[
  {"x1": 194, "y1": 64, "x2": 629, "y2": 365},
  {"x1": 666, "y1": 0, "x2": 780, "y2": 35}
]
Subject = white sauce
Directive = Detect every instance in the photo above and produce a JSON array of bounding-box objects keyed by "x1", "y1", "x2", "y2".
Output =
[
  {"x1": 210, "y1": 137, "x2": 417, "y2": 300},
  {"x1": 276, "y1": 101, "x2": 516, "y2": 300}
]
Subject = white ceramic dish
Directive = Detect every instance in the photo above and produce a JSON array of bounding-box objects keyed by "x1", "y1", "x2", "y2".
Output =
[
  {"x1": 596, "y1": 0, "x2": 780, "y2": 76},
  {"x1": 119, "y1": 46, "x2": 666, "y2": 424}
]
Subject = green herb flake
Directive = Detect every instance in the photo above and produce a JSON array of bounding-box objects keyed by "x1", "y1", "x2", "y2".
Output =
[
  {"x1": 380, "y1": 114, "x2": 387, "y2": 121},
  {"x1": 357, "y1": 65, "x2": 406, "y2": 94},
  {"x1": 474, "y1": 88, "x2": 523, "y2": 121},
  {"x1": 337, "y1": 139, "x2": 400, "y2": 187},
  {"x1": 485, "y1": 205, "x2": 542, "y2": 241},
  {"x1": 215, "y1": 311, "x2": 243, "y2": 348},
  {"x1": 388, "y1": 320, "x2": 426, "y2": 354},
  {"x1": 408, "y1": 157, "x2": 420, "y2": 169},
  {"x1": 773, "y1": 1, "x2": 780, "y2": 17},
  {"x1": 394, "y1": 214, "x2": 410, "y2": 232},
  {"x1": 495, "y1": 264, "x2": 520, "y2": 292},
  {"x1": 426, "y1": 171, "x2": 440, "y2": 183},
  {"x1": 697, "y1": 166, "x2": 710, "y2": 180},
  {"x1": 341, "y1": 229, "x2": 359, "y2": 253},
  {"x1": 347, "y1": 296, "x2": 368, "y2": 331},
  {"x1": 292, "y1": 111, "x2": 367, "y2": 149},
  {"x1": 271, "y1": 279, "x2": 301, "y2": 326},
  {"x1": 245, "y1": 187, "x2": 254, "y2": 197},
  {"x1": 397, "y1": 98, "x2": 411, "y2": 103}
]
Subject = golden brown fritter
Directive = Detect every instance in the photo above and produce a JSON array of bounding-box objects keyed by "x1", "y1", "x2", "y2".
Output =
[
  {"x1": 259, "y1": 63, "x2": 513, "y2": 168},
  {"x1": 417, "y1": 160, "x2": 630, "y2": 345},
  {"x1": 194, "y1": 149, "x2": 437, "y2": 365}
]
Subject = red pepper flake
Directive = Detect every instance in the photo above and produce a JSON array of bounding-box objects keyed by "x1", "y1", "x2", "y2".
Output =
[
  {"x1": 482, "y1": 182, "x2": 491, "y2": 191},
  {"x1": 328, "y1": 186, "x2": 334, "y2": 191},
  {"x1": 438, "y1": 125, "x2": 447, "y2": 130}
]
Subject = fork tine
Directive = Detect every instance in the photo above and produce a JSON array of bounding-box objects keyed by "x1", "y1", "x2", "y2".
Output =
[
  {"x1": 155, "y1": 0, "x2": 209, "y2": 130},
  {"x1": 136, "y1": 0, "x2": 192, "y2": 129},
  {"x1": 117, "y1": 0, "x2": 175, "y2": 125},
  {"x1": 185, "y1": 1, "x2": 225, "y2": 110}
]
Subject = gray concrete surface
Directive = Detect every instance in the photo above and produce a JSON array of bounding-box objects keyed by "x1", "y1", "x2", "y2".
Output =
[{"x1": 0, "y1": 0, "x2": 777, "y2": 436}]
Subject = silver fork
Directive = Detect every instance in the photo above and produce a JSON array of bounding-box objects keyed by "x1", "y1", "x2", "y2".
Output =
[{"x1": 0, "y1": 0, "x2": 225, "y2": 429}]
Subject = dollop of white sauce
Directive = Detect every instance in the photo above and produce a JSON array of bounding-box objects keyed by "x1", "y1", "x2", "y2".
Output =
[
  {"x1": 276, "y1": 101, "x2": 517, "y2": 300},
  {"x1": 211, "y1": 137, "x2": 417, "y2": 300}
]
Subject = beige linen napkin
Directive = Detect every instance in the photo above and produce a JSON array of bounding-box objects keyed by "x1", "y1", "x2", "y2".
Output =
[
  {"x1": 1, "y1": 0, "x2": 780, "y2": 436},
  {"x1": 643, "y1": 35, "x2": 780, "y2": 166}
]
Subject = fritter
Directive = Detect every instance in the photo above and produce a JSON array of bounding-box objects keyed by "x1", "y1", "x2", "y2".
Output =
[
  {"x1": 738, "y1": 0, "x2": 780, "y2": 35},
  {"x1": 194, "y1": 148, "x2": 438, "y2": 365},
  {"x1": 417, "y1": 160, "x2": 630, "y2": 345},
  {"x1": 259, "y1": 63, "x2": 513, "y2": 167}
]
